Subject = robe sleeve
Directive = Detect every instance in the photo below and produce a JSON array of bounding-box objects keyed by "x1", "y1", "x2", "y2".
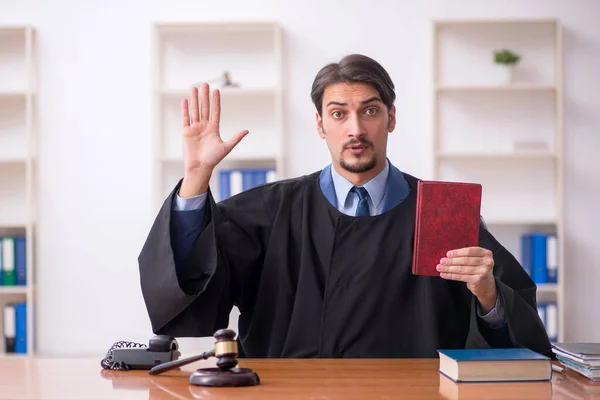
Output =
[
  {"x1": 137, "y1": 180, "x2": 272, "y2": 337},
  {"x1": 465, "y1": 223, "x2": 553, "y2": 358}
]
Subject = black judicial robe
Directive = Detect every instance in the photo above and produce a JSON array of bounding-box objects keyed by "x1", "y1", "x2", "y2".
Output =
[{"x1": 138, "y1": 169, "x2": 552, "y2": 358}]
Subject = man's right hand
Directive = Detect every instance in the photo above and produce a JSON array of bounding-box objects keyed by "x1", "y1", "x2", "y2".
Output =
[{"x1": 178, "y1": 83, "x2": 249, "y2": 198}]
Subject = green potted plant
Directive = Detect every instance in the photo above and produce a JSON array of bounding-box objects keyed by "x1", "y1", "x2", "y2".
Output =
[{"x1": 493, "y1": 49, "x2": 521, "y2": 84}]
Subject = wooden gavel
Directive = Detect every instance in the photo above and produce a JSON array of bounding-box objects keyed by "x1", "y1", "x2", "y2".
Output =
[{"x1": 149, "y1": 329, "x2": 259, "y2": 387}]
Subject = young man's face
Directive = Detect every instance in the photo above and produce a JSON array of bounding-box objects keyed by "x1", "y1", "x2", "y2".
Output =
[{"x1": 316, "y1": 82, "x2": 396, "y2": 175}]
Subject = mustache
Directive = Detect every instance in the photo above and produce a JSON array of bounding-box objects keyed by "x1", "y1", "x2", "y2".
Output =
[{"x1": 343, "y1": 138, "x2": 373, "y2": 149}]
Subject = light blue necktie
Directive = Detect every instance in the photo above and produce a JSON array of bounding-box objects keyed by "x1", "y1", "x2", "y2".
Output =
[{"x1": 352, "y1": 186, "x2": 370, "y2": 217}]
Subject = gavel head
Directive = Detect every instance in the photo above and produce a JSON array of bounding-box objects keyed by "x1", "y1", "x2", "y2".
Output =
[{"x1": 213, "y1": 329, "x2": 239, "y2": 370}]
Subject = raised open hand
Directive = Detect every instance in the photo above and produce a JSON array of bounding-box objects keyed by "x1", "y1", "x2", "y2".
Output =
[{"x1": 181, "y1": 83, "x2": 249, "y2": 174}]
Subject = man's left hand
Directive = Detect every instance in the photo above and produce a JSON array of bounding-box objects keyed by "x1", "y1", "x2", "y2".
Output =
[{"x1": 436, "y1": 246, "x2": 497, "y2": 313}]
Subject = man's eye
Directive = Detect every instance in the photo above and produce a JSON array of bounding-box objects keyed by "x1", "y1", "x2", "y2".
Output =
[
  {"x1": 365, "y1": 108, "x2": 378, "y2": 115},
  {"x1": 332, "y1": 111, "x2": 344, "y2": 118}
]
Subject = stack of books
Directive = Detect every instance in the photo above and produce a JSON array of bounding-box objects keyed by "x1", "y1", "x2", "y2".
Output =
[{"x1": 552, "y1": 343, "x2": 600, "y2": 381}]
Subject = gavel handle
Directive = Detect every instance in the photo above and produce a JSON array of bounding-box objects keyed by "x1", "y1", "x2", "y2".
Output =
[{"x1": 149, "y1": 350, "x2": 216, "y2": 375}]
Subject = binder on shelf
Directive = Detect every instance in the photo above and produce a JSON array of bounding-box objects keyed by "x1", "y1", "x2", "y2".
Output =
[
  {"x1": 14, "y1": 237, "x2": 26, "y2": 286},
  {"x1": 537, "y1": 301, "x2": 558, "y2": 343},
  {"x1": 520, "y1": 234, "x2": 532, "y2": 276},
  {"x1": 14, "y1": 302, "x2": 26, "y2": 354},
  {"x1": 1, "y1": 237, "x2": 15, "y2": 286},
  {"x1": 531, "y1": 233, "x2": 547, "y2": 284},
  {"x1": 0, "y1": 238, "x2": 3, "y2": 286},
  {"x1": 546, "y1": 234, "x2": 558, "y2": 283},
  {"x1": 3, "y1": 304, "x2": 16, "y2": 353},
  {"x1": 519, "y1": 232, "x2": 558, "y2": 285},
  {"x1": 218, "y1": 168, "x2": 277, "y2": 201}
]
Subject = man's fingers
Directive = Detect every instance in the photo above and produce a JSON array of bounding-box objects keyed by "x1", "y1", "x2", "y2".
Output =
[
  {"x1": 190, "y1": 87, "x2": 200, "y2": 123},
  {"x1": 437, "y1": 264, "x2": 484, "y2": 275},
  {"x1": 223, "y1": 130, "x2": 250, "y2": 154},
  {"x1": 181, "y1": 98, "x2": 190, "y2": 128},
  {"x1": 439, "y1": 272, "x2": 479, "y2": 283},
  {"x1": 201, "y1": 83, "x2": 210, "y2": 120},
  {"x1": 211, "y1": 89, "x2": 220, "y2": 122},
  {"x1": 440, "y1": 256, "x2": 482, "y2": 267},
  {"x1": 447, "y1": 246, "x2": 492, "y2": 258}
]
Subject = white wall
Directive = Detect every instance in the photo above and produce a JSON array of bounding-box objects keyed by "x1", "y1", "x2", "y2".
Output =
[{"x1": 1, "y1": 0, "x2": 598, "y2": 356}]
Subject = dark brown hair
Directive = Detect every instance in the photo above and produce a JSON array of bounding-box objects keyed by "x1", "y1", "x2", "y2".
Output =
[{"x1": 310, "y1": 54, "x2": 396, "y2": 116}]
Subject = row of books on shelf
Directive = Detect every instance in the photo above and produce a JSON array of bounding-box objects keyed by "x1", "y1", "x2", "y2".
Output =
[
  {"x1": 537, "y1": 301, "x2": 558, "y2": 343},
  {"x1": 218, "y1": 168, "x2": 277, "y2": 201},
  {"x1": 0, "y1": 236, "x2": 26, "y2": 286},
  {"x1": 3, "y1": 302, "x2": 26, "y2": 354},
  {"x1": 521, "y1": 232, "x2": 557, "y2": 284}
]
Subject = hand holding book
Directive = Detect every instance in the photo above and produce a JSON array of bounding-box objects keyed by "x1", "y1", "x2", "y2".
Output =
[{"x1": 436, "y1": 246, "x2": 498, "y2": 313}]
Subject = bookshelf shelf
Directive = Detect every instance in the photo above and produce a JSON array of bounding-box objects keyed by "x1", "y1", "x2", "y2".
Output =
[
  {"x1": 537, "y1": 284, "x2": 558, "y2": 293},
  {"x1": 433, "y1": 19, "x2": 564, "y2": 343},
  {"x1": 0, "y1": 26, "x2": 37, "y2": 358},
  {"x1": 0, "y1": 352, "x2": 28, "y2": 359},
  {"x1": 152, "y1": 21, "x2": 284, "y2": 206},
  {"x1": 0, "y1": 287, "x2": 27, "y2": 295}
]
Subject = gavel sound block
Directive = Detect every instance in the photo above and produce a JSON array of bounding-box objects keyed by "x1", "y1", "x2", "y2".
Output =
[{"x1": 149, "y1": 329, "x2": 260, "y2": 387}]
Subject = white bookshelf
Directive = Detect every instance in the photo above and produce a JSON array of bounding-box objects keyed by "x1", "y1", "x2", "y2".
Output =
[
  {"x1": 432, "y1": 19, "x2": 564, "y2": 342},
  {"x1": 0, "y1": 26, "x2": 37, "y2": 357},
  {"x1": 151, "y1": 21, "x2": 284, "y2": 208}
]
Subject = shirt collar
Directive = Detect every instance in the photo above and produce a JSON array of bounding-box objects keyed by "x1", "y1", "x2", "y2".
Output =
[{"x1": 330, "y1": 159, "x2": 390, "y2": 208}]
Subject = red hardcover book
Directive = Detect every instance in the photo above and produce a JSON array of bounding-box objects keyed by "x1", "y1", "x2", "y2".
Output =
[{"x1": 412, "y1": 180, "x2": 482, "y2": 276}]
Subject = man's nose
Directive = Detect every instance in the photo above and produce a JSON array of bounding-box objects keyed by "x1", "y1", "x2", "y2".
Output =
[{"x1": 347, "y1": 114, "x2": 366, "y2": 137}]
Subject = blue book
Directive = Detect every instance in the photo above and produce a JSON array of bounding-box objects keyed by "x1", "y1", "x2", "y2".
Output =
[
  {"x1": 14, "y1": 237, "x2": 26, "y2": 286},
  {"x1": 438, "y1": 348, "x2": 551, "y2": 382}
]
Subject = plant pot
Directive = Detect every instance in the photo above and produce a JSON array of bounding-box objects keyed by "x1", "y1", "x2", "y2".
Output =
[{"x1": 494, "y1": 64, "x2": 515, "y2": 85}]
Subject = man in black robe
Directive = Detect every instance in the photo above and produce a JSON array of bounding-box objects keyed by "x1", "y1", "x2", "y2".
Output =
[{"x1": 138, "y1": 54, "x2": 552, "y2": 358}]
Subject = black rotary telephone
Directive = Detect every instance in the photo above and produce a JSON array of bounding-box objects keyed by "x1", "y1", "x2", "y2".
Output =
[
  {"x1": 101, "y1": 329, "x2": 260, "y2": 387},
  {"x1": 100, "y1": 334, "x2": 181, "y2": 371}
]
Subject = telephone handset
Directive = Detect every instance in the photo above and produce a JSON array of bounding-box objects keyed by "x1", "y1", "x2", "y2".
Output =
[{"x1": 101, "y1": 334, "x2": 181, "y2": 371}]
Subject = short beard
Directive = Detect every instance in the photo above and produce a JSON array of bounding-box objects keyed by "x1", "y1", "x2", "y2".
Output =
[
  {"x1": 339, "y1": 137, "x2": 377, "y2": 173},
  {"x1": 340, "y1": 155, "x2": 377, "y2": 173}
]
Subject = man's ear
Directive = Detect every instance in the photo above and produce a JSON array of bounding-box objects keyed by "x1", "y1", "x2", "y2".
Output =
[
  {"x1": 316, "y1": 112, "x2": 326, "y2": 139},
  {"x1": 388, "y1": 105, "x2": 397, "y2": 133}
]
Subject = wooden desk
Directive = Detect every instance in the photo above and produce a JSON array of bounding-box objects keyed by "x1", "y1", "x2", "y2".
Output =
[{"x1": 0, "y1": 357, "x2": 599, "y2": 399}]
